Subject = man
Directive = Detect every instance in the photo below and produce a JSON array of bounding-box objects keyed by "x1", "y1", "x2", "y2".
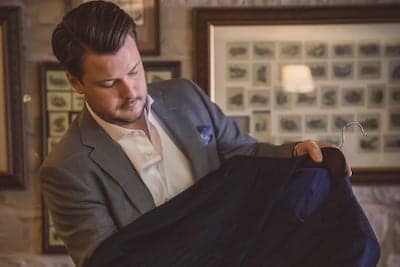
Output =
[{"x1": 40, "y1": 1, "x2": 349, "y2": 266}]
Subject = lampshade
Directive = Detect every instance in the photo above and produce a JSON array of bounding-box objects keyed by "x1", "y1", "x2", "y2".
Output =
[{"x1": 281, "y1": 64, "x2": 315, "y2": 93}]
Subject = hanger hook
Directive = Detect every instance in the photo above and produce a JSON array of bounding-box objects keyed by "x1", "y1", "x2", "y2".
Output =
[{"x1": 338, "y1": 121, "x2": 365, "y2": 149}]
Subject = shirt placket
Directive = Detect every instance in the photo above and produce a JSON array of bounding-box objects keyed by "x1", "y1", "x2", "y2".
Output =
[{"x1": 120, "y1": 130, "x2": 168, "y2": 206}]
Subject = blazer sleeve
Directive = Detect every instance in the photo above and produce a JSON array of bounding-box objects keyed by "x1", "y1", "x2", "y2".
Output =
[
  {"x1": 40, "y1": 165, "x2": 116, "y2": 267},
  {"x1": 185, "y1": 79, "x2": 297, "y2": 159}
]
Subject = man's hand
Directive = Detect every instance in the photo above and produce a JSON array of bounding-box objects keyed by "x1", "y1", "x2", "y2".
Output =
[{"x1": 293, "y1": 140, "x2": 352, "y2": 176}]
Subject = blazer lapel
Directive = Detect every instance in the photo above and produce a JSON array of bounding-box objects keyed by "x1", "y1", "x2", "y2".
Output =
[
  {"x1": 150, "y1": 90, "x2": 216, "y2": 179},
  {"x1": 78, "y1": 108, "x2": 155, "y2": 213}
]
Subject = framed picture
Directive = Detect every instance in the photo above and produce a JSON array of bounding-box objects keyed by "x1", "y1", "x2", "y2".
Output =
[
  {"x1": 193, "y1": 5, "x2": 400, "y2": 184},
  {"x1": 40, "y1": 62, "x2": 76, "y2": 158},
  {"x1": 42, "y1": 200, "x2": 66, "y2": 253},
  {"x1": 0, "y1": 6, "x2": 26, "y2": 189},
  {"x1": 143, "y1": 61, "x2": 181, "y2": 83},
  {"x1": 67, "y1": 0, "x2": 160, "y2": 55},
  {"x1": 40, "y1": 62, "x2": 74, "y2": 253}
]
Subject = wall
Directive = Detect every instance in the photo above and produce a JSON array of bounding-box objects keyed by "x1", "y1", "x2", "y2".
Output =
[{"x1": 0, "y1": 0, "x2": 399, "y2": 266}]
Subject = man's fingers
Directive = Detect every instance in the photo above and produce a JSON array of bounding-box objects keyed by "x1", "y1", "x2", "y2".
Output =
[
  {"x1": 296, "y1": 140, "x2": 323, "y2": 162},
  {"x1": 308, "y1": 141, "x2": 323, "y2": 162}
]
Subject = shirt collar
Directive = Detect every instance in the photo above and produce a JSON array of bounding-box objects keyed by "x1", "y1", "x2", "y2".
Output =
[{"x1": 86, "y1": 95, "x2": 154, "y2": 142}]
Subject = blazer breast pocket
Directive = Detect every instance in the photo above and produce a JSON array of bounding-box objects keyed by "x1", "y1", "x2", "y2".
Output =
[{"x1": 196, "y1": 125, "x2": 213, "y2": 145}]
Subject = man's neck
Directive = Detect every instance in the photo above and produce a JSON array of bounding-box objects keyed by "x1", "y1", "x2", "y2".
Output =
[{"x1": 129, "y1": 114, "x2": 151, "y2": 140}]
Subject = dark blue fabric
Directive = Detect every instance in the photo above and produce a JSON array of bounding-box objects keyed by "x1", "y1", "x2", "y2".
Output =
[
  {"x1": 86, "y1": 156, "x2": 380, "y2": 267},
  {"x1": 278, "y1": 167, "x2": 331, "y2": 221}
]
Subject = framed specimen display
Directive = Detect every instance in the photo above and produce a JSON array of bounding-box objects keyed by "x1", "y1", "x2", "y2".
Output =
[{"x1": 193, "y1": 5, "x2": 400, "y2": 183}]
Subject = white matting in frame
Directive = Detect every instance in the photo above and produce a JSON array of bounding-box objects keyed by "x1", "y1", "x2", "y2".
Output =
[{"x1": 210, "y1": 23, "x2": 400, "y2": 168}]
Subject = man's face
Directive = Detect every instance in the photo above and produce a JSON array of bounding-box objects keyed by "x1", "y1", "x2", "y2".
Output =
[{"x1": 70, "y1": 35, "x2": 147, "y2": 129}]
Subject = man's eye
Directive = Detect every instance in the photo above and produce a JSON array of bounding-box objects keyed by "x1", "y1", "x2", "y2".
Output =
[
  {"x1": 129, "y1": 70, "x2": 138, "y2": 75},
  {"x1": 100, "y1": 81, "x2": 115, "y2": 88}
]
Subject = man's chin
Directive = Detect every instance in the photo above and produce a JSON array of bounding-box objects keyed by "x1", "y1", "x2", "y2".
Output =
[
  {"x1": 113, "y1": 112, "x2": 145, "y2": 127},
  {"x1": 111, "y1": 106, "x2": 145, "y2": 127},
  {"x1": 113, "y1": 116, "x2": 140, "y2": 126}
]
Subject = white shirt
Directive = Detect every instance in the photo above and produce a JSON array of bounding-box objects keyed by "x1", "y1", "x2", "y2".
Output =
[{"x1": 86, "y1": 97, "x2": 194, "y2": 206}]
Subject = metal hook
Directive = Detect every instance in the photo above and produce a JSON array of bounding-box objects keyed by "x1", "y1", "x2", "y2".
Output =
[{"x1": 338, "y1": 121, "x2": 365, "y2": 149}]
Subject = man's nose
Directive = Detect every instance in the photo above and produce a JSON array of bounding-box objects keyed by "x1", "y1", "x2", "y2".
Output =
[{"x1": 118, "y1": 78, "x2": 137, "y2": 98}]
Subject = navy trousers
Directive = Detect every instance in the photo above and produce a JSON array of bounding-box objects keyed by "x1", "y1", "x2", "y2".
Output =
[{"x1": 86, "y1": 154, "x2": 380, "y2": 267}]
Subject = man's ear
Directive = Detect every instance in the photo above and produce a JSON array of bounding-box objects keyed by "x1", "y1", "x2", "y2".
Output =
[{"x1": 66, "y1": 72, "x2": 84, "y2": 94}]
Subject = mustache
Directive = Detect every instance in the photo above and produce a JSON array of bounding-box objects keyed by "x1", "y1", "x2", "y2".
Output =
[{"x1": 121, "y1": 97, "x2": 143, "y2": 106}]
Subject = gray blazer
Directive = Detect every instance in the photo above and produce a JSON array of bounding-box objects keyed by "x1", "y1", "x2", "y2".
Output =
[{"x1": 40, "y1": 79, "x2": 295, "y2": 266}]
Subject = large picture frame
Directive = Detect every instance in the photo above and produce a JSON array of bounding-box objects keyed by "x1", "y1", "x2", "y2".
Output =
[
  {"x1": 0, "y1": 6, "x2": 26, "y2": 189},
  {"x1": 193, "y1": 5, "x2": 400, "y2": 184},
  {"x1": 67, "y1": 0, "x2": 160, "y2": 55}
]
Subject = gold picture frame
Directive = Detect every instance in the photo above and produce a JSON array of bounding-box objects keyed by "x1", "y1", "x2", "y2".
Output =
[{"x1": 0, "y1": 6, "x2": 26, "y2": 189}]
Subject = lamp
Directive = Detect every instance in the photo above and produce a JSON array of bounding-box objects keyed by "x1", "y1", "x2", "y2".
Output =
[{"x1": 282, "y1": 64, "x2": 315, "y2": 93}]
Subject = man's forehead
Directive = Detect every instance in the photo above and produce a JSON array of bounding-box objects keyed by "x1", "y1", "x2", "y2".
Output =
[{"x1": 81, "y1": 36, "x2": 140, "y2": 79}]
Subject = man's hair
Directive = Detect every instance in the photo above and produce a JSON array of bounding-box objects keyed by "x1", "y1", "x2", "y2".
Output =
[{"x1": 52, "y1": 0, "x2": 137, "y2": 80}]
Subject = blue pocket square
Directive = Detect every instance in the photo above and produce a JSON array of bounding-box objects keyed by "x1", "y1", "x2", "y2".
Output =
[{"x1": 197, "y1": 125, "x2": 213, "y2": 144}]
